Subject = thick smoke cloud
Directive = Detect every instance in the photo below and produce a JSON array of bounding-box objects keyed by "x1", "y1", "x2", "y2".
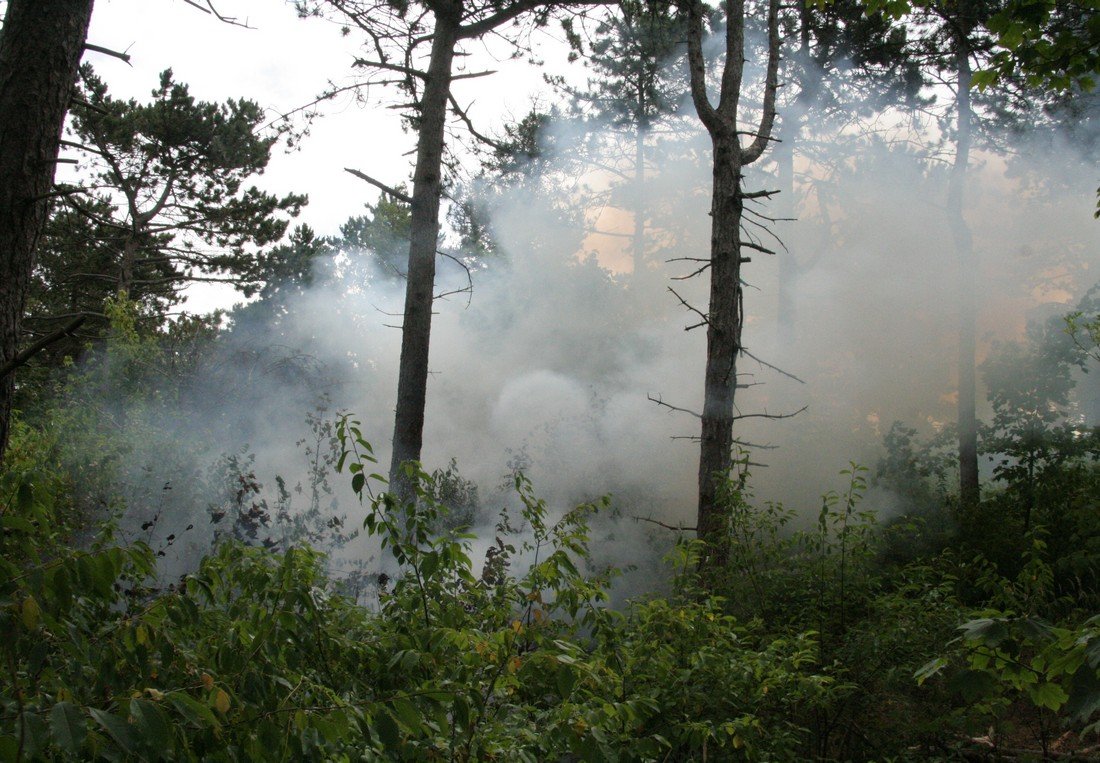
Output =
[{"x1": 74, "y1": 44, "x2": 1099, "y2": 588}]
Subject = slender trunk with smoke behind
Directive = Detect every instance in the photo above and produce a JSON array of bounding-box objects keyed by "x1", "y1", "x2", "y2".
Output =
[
  {"x1": 632, "y1": 115, "x2": 647, "y2": 277},
  {"x1": 682, "y1": 0, "x2": 780, "y2": 575},
  {"x1": 389, "y1": 10, "x2": 459, "y2": 495},
  {"x1": 380, "y1": 0, "x2": 615, "y2": 494},
  {"x1": 950, "y1": 37, "x2": 979, "y2": 507},
  {"x1": 0, "y1": 0, "x2": 95, "y2": 462},
  {"x1": 774, "y1": 1, "x2": 813, "y2": 348}
]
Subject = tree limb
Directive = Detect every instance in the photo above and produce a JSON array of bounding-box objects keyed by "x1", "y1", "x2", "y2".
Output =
[
  {"x1": 632, "y1": 515, "x2": 697, "y2": 532},
  {"x1": 344, "y1": 168, "x2": 413, "y2": 203},
  {"x1": 732, "y1": 405, "x2": 807, "y2": 421},
  {"x1": 83, "y1": 42, "x2": 132, "y2": 64},
  {"x1": 648, "y1": 393, "x2": 701, "y2": 419},
  {"x1": 741, "y1": 348, "x2": 805, "y2": 384},
  {"x1": 1, "y1": 316, "x2": 87, "y2": 379}
]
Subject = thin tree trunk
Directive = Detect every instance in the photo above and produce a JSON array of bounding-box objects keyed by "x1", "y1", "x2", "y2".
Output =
[
  {"x1": 389, "y1": 9, "x2": 459, "y2": 495},
  {"x1": 950, "y1": 40, "x2": 979, "y2": 507},
  {"x1": 775, "y1": 121, "x2": 797, "y2": 347},
  {"x1": 0, "y1": 0, "x2": 95, "y2": 463},
  {"x1": 631, "y1": 121, "x2": 647, "y2": 277},
  {"x1": 697, "y1": 138, "x2": 745, "y2": 570}
]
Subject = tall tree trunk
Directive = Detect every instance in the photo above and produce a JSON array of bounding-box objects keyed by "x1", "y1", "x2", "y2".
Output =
[
  {"x1": 631, "y1": 120, "x2": 647, "y2": 277},
  {"x1": 950, "y1": 40, "x2": 979, "y2": 507},
  {"x1": 0, "y1": 0, "x2": 95, "y2": 463},
  {"x1": 774, "y1": 119, "x2": 798, "y2": 347},
  {"x1": 388, "y1": 9, "x2": 459, "y2": 495},
  {"x1": 697, "y1": 136, "x2": 744, "y2": 571},
  {"x1": 682, "y1": 0, "x2": 779, "y2": 579}
]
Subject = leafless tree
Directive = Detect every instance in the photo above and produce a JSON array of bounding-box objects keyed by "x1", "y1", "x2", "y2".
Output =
[{"x1": 677, "y1": 0, "x2": 782, "y2": 575}]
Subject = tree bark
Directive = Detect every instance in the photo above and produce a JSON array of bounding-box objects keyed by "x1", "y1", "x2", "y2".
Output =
[
  {"x1": 950, "y1": 38, "x2": 979, "y2": 507},
  {"x1": 388, "y1": 6, "x2": 459, "y2": 495},
  {"x1": 0, "y1": 0, "x2": 95, "y2": 463},
  {"x1": 696, "y1": 136, "x2": 745, "y2": 571},
  {"x1": 682, "y1": 0, "x2": 780, "y2": 577}
]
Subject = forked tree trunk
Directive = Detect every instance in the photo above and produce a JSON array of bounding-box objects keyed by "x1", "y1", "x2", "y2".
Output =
[
  {"x1": 388, "y1": 8, "x2": 460, "y2": 495},
  {"x1": 0, "y1": 0, "x2": 95, "y2": 462},
  {"x1": 682, "y1": 0, "x2": 780, "y2": 578}
]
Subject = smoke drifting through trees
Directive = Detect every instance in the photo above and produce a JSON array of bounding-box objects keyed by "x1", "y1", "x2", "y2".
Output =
[{"x1": 42, "y1": 26, "x2": 1098, "y2": 583}]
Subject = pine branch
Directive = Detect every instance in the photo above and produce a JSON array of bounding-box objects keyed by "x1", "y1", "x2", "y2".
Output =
[
  {"x1": 1, "y1": 316, "x2": 87, "y2": 379},
  {"x1": 344, "y1": 168, "x2": 413, "y2": 203}
]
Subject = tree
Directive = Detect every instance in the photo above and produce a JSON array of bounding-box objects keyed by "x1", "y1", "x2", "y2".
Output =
[
  {"x1": 980, "y1": 0, "x2": 1100, "y2": 92},
  {"x1": 557, "y1": 1, "x2": 687, "y2": 277},
  {"x1": 336, "y1": 190, "x2": 413, "y2": 280},
  {"x1": 772, "y1": 0, "x2": 924, "y2": 344},
  {"x1": 297, "y1": 0, "x2": 609, "y2": 496},
  {"x1": 52, "y1": 66, "x2": 305, "y2": 309},
  {"x1": 0, "y1": 0, "x2": 95, "y2": 462},
  {"x1": 678, "y1": 0, "x2": 782, "y2": 574}
]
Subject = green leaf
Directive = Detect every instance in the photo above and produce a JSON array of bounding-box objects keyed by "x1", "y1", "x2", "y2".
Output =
[
  {"x1": 50, "y1": 702, "x2": 87, "y2": 754},
  {"x1": 88, "y1": 708, "x2": 137, "y2": 755},
  {"x1": 0, "y1": 516, "x2": 35, "y2": 533},
  {"x1": 915, "y1": 657, "x2": 948, "y2": 685},
  {"x1": 390, "y1": 698, "x2": 422, "y2": 733},
  {"x1": 1027, "y1": 681, "x2": 1069, "y2": 711},
  {"x1": 130, "y1": 698, "x2": 172, "y2": 750},
  {"x1": 1066, "y1": 664, "x2": 1100, "y2": 723},
  {"x1": 166, "y1": 691, "x2": 219, "y2": 728}
]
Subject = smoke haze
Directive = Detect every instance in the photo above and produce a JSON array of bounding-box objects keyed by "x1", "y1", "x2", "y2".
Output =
[{"x1": 63, "y1": 44, "x2": 1099, "y2": 587}]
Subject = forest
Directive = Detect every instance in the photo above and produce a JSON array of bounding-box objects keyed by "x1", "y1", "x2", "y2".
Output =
[{"x1": 0, "y1": 0, "x2": 1098, "y2": 759}]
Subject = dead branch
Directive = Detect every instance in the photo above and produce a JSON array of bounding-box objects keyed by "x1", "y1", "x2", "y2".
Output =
[
  {"x1": 352, "y1": 58, "x2": 428, "y2": 80},
  {"x1": 344, "y1": 168, "x2": 412, "y2": 204},
  {"x1": 648, "y1": 393, "x2": 701, "y2": 419},
  {"x1": 733, "y1": 438, "x2": 779, "y2": 450},
  {"x1": 741, "y1": 348, "x2": 805, "y2": 384},
  {"x1": 668, "y1": 287, "x2": 709, "y2": 330},
  {"x1": 741, "y1": 240, "x2": 776, "y2": 255},
  {"x1": 1, "y1": 315, "x2": 87, "y2": 379},
  {"x1": 59, "y1": 138, "x2": 106, "y2": 157},
  {"x1": 451, "y1": 70, "x2": 498, "y2": 82},
  {"x1": 434, "y1": 250, "x2": 474, "y2": 307},
  {"x1": 741, "y1": 188, "x2": 780, "y2": 199},
  {"x1": 70, "y1": 97, "x2": 108, "y2": 116},
  {"x1": 672, "y1": 263, "x2": 711, "y2": 281},
  {"x1": 180, "y1": 0, "x2": 253, "y2": 28},
  {"x1": 446, "y1": 94, "x2": 507, "y2": 152},
  {"x1": 632, "y1": 515, "x2": 697, "y2": 532},
  {"x1": 732, "y1": 405, "x2": 807, "y2": 422},
  {"x1": 83, "y1": 42, "x2": 132, "y2": 64}
]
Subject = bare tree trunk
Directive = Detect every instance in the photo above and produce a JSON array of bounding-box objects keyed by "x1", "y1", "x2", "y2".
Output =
[
  {"x1": 388, "y1": 8, "x2": 459, "y2": 495},
  {"x1": 697, "y1": 138, "x2": 745, "y2": 571},
  {"x1": 0, "y1": 0, "x2": 95, "y2": 463},
  {"x1": 774, "y1": 120, "x2": 798, "y2": 347},
  {"x1": 950, "y1": 39, "x2": 979, "y2": 507},
  {"x1": 682, "y1": 0, "x2": 780, "y2": 578},
  {"x1": 631, "y1": 120, "x2": 647, "y2": 277}
]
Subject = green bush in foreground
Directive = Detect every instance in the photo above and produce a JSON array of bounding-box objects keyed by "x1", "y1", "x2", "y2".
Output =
[{"x1": 0, "y1": 419, "x2": 832, "y2": 761}]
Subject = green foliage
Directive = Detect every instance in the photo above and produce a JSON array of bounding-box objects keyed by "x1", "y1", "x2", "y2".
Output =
[
  {"x1": 24, "y1": 65, "x2": 306, "y2": 363},
  {"x1": 917, "y1": 544, "x2": 1100, "y2": 749}
]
